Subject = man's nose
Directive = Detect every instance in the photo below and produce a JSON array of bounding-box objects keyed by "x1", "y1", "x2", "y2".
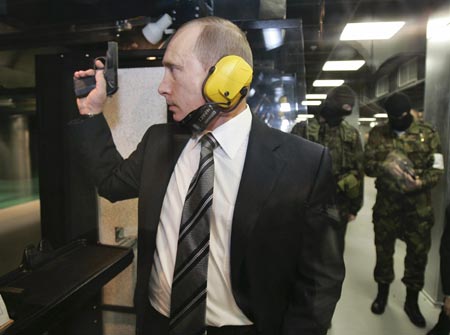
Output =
[{"x1": 158, "y1": 73, "x2": 170, "y2": 96}]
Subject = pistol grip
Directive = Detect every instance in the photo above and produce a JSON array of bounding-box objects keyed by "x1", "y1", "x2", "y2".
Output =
[
  {"x1": 73, "y1": 76, "x2": 96, "y2": 98},
  {"x1": 73, "y1": 41, "x2": 118, "y2": 98}
]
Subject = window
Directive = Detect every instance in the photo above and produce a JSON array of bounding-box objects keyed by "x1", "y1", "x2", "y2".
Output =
[
  {"x1": 398, "y1": 58, "x2": 418, "y2": 87},
  {"x1": 376, "y1": 75, "x2": 389, "y2": 97}
]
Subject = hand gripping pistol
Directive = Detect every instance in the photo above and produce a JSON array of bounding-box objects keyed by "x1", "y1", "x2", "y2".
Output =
[{"x1": 73, "y1": 41, "x2": 119, "y2": 98}]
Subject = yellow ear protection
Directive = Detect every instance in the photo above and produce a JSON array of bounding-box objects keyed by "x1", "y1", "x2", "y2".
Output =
[
  {"x1": 202, "y1": 55, "x2": 253, "y2": 111},
  {"x1": 180, "y1": 55, "x2": 253, "y2": 133}
]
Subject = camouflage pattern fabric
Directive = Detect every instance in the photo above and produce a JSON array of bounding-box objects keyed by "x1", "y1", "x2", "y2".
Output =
[
  {"x1": 382, "y1": 150, "x2": 417, "y2": 191},
  {"x1": 291, "y1": 117, "x2": 364, "y2": 223},
  {"x1": 364, "y1": 120, "x2": 443, "y2": 290},
  {"x1": 372, "y1": 193, "x2": 433, "y2": 290}
]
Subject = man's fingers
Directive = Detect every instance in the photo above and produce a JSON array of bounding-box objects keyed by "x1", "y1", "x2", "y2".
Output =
[
  {"x1": 392, "y1": 165, "x2": 404, "y2": 177},
  {"x1": 95, "y1": 68, "x2": 106, "y2": 92},
  {"x1": 94, "y1": 59, "x2": 105, "y2": 69},
  {"x1": 74, "y1": 68, "x2": 96, "y2": 78},
  {"x1": 73, "y1": 59, "x2": 103, "y2": 78},
  {"x1": 392, "y1": 164, "x2": 402, "y2": 172},
  {"x1": 404, "y1": 173, "x2": 416, "y2": 183}
]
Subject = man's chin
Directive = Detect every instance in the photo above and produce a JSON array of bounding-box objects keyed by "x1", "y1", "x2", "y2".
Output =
[
  {"x1": 171, "y1": 110, "x2": 188, "y2": 123},
  {"x1": 170, "y1": 105, "x2": 200, "y2": 122}
]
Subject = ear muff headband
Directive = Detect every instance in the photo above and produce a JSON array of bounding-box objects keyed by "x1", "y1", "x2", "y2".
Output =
[{"x1": 202, "y1": 55, "x2": 253, "y2": 110}]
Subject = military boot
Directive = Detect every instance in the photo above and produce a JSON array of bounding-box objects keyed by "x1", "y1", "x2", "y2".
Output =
[
  {"x1": 404, "y1": 288, "x2": 426, "y2": 328},
  {"x1": 371, "y1": 283, "x2": 390, "y2": 314}
]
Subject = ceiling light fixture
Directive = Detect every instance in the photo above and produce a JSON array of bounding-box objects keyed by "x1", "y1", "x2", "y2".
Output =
[
  {"x1": 340, "y1": 21, "x2": 405, "y2": 40},
  {"x1": 427, "y1": 17, "x2": 450, "y2": 41},
  {"x1": 374, "y1": 113, "x2": 388, "y2": 118},
  {"x1": 295, "y1": 114, "x2": 315, "y2": 121},
  {"x1": 359, "y1": 117, "x2": 377, "y2": 122},
  {"x1": 313, "y1": 80, "x2": 344, "y2": 87},
  {"x1": 301, "y1": 100, "x2": 322, "y2": 106},
  {"x1": 305, "y1": 94, "x2": 327, "y2": 99},
  {"x1": 142, "y1": 13, "x2": 172, "y2": 44},
  {"x1": 0, "y1": 98, "x2": 15, "y2": 107},
  {"x1": 323, "y1": 60, "x2": 366, "y2": 71},
  {"x1": 280, "y1": 102, "x2": 292, "y2": 112},
  {"x1": 262, "y1": 28, "x2": 285, "y2": 50}
]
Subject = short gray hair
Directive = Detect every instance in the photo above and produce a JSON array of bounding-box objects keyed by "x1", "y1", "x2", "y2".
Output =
[{"x1": 180, "y1": 16, "x2": 253, "y2": 70}]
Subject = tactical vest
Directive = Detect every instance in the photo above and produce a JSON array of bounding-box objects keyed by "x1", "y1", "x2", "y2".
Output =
[
  {"x1": 292, "y1": 118, "x2": 359, "y2": 178},
  {"x1": 291, "y1": 118, "x2": 364, "y2": 214}
]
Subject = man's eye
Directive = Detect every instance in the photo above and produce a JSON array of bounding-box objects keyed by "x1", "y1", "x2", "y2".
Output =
[{"x1": 166, "y1": 65, "x2": 176, "y2": 74}]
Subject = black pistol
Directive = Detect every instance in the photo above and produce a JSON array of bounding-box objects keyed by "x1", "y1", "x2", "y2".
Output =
[{"x1": 73, "y1": 41, "x2": 119, "y2": 98}]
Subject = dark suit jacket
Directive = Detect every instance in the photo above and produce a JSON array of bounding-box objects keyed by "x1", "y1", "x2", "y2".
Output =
[
  {"x1": 441, "y1": 205, "x2": 450, "y2": 295},
  {"x1": 70, "y1": 113, "x2": 345, "y2": 335}
]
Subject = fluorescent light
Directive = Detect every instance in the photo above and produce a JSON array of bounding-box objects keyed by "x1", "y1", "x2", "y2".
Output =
[
  {"x1": 280, "y1": 102, "x2": 292, "y2": 112},
  {"x1": 323, "y1": 60, "x2": 365, "y2": 71},
  {"x1": 427, "y1": 17, "x2": 450, "y2": 41},
  {"x1": 374, "y1": 113, "x2": 388, "y2": 118},
  {"x1": 301, "y1": 100, "x2": 322, "y2": 106},
  {"x1": 296, "y1": 114, "x2": 315, "y2": 121},
  {"x1": 0, "y1": 98, "x2": 14, "y2": 107},
  {"x1": 313, "y1": 80, "x2": 344, "y2": 87},
  {"x1": 305, "y1": 94, "x2": 327, "y2": 100},
  {"x1": 146, "y1": 56, "x2": 157, "y2": 61},
  {"x1": 340, "y1": 21, "x2": 405, "y2": 40},
  {"x1": 359, "y1": 117, "x2": 376, "y2": 122},
  {"x1": 263, "y1": 28, "x2": 285, "y2": 50}
]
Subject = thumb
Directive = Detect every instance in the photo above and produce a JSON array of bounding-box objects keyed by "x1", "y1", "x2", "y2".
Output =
[{"x1": 94, "y1": 66, "x2": 106, "y2": 93}]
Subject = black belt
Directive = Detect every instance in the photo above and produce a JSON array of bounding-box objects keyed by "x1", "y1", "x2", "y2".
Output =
[
  {"x1": 206, "y1": 324, "x2": 257, "y2": 335},
  {"x1": 144, "y1": 302, "x2": 257, "y2": 335}
]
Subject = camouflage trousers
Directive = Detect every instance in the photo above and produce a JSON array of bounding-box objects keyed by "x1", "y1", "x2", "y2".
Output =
[{"x1": 372, "y1": 195, "x2": 434, "y2": 291}]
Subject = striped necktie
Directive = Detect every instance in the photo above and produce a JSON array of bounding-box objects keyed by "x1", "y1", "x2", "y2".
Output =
[{"x1": 169, "y1": 133, "x2": 219, "y2": 335}]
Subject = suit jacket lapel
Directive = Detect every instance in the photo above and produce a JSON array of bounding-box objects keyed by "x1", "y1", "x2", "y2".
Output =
[
  {"x1": 230, "y1": 117, "x2": 286, "y2": 283},
  {"x1": 144, "y1": 125, "x2": 191, "y2": 235},
  {"x1": 137, "y1": 124, "x2": 190, "y2": 314}
]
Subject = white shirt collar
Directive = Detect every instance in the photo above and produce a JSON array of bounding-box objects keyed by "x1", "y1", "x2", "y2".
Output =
[
  {"x1": 189, "y1": 105, "x2": 252, "y2": 158},
  {"x1": 209, "y1": 105, "x2": 252, "y2": 159}
]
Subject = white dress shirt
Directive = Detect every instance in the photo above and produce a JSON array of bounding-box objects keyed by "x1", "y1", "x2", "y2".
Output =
[{"x1": 149, "y1": 106, "x2": 253, "y2": 326}]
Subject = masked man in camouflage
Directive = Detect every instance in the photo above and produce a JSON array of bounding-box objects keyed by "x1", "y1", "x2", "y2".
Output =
[
  {"x1": 365, "y1": 92, "x2": 444, "y2": 328},
  {"x1": 291, "y1": 85, "x2": 364, "y2": 251}
]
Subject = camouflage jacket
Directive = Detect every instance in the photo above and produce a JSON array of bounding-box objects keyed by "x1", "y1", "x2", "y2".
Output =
[
  {"x1": 364, "y1": 120, "x2": 443, "y2": 200},
  {"x1": 291, "y1": 117, "x2": 364, "y2": 220}
]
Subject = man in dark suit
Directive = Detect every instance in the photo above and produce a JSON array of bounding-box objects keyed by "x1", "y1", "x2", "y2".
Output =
[
  {"x1": 71, "y1": 16, "x2": 344, "y2": 335},
  {"x1": 427, "y1": 204, "x2": 450, "y2": 335}
]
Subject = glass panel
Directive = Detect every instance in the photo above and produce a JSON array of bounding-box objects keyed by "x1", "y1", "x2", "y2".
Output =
[{"x1": 240, "y1": 20, "x2": 306, "y2": 132}]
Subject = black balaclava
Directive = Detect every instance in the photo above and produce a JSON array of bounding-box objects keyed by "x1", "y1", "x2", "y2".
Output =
[
  {"x1": 320, "y1": 85, "x2": 355, "y2": 127},
  {"x1": 385, "y1": 92, "x2": 413, "y2": 131}
]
